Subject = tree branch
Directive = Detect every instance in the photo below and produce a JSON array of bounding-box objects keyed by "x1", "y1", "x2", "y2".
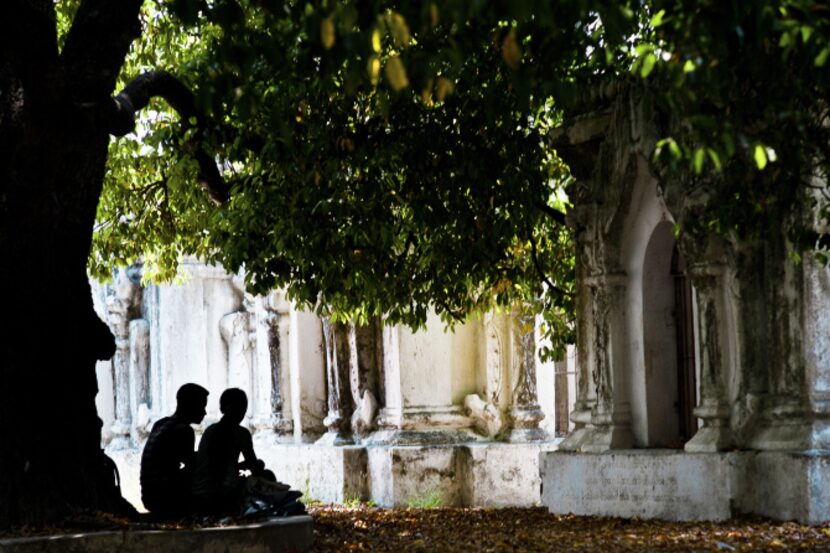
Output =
[
  {"x1": 529, "y1": 231, "x2": 573, "y2": 300},
  {"x1": 533, "y1": 201, "x2": 567, "y2": 225},
  {"x1": 110, "y1": 70, "x2": 230, "y2": 206}
]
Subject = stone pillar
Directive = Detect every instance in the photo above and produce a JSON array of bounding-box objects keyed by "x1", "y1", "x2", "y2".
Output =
[
  {"x1": 219, "y1": 310, "x2": 254, "y2": 422},
  {"x1": 318, "y1": 319, "x2": 354, "y2": 445},
  {"x1": 107, "y1": 297, "x2": 132, "y2": 448},
  {"x1": 741, "y1": 235, "x2": 812, "y2": 451},
  {"x1": 375, "y1": 323, "x2": 403, "y2": 434},
  {"x1": 684, "y1": 262, "x2": 733, "y2": 452},
  {"x1": 582, "y1": 273, "x2": 634, "y2": 452},
  {"x1": 128, "y1": 318, "x2": 151, "y2": 443},
  {"x1": 506, "y1": 308, "x2": 546, "y2": 442},
  {"x1": 106, "y1": 266, "x2": 141, "y2": 449},
  {"x1": 350, "y1": 318, "x2": 382, "y2": 440},
  {"x1": 464, "y1": 312, "x2": 508, "y2": 438},
  {"x1": 559, "y1": 206, "x2": 598, "y2": 450},
  {"x1": 254, "y1": 291, "x2": 294, "y2": 436},
  {"x1": 802, "y1": 255, "x2": 830, "y2": 450},
  {"x1": 288, "y1": 309, "x2": 327, "y2": 441}
]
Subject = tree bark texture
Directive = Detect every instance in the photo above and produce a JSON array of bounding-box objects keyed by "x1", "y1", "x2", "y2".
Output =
[{"x1": 0, "y1": 0, "x2": 143, "y2": 527}]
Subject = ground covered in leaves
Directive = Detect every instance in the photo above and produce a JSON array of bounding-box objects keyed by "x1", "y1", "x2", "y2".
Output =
[{"x1": 309, "y1": 505, "x2": 830, "y2": 552}]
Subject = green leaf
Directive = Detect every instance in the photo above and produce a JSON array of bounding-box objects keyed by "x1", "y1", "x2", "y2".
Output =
[
  {"x1": 754, "y1": 144, "x2": 768, "y2": 170},
  {"x1": 640, "y1": 53, "x2": 657, "y2": 78},
  {"x1": 706, "y1": 148, "x2": 722, "y2": 171},
  {"x1": 650, "y1": 9, "x2": 666, "y2": 28},
  {"x1": 815, "y1": 47, "x2": 830, "y2": 67},
  {"x1": 693, "y1": 148, "x2": 705, "y2": 174},
  {"x1": 668, "y1": 139, "x2": 682, "y2": 160}
]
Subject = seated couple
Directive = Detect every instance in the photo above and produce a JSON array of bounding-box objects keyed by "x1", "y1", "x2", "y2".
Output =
[{"x1": 139, "y1": 383, "x2": 302, "y2": 519}]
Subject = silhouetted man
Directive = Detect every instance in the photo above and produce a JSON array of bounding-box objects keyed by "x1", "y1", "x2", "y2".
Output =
[
  {"x1": 140, "y1": 383, "x2": 208, "y2": 518},
  {"x1": 192, "y1": 388, "x2": 265, "y2": 514}
]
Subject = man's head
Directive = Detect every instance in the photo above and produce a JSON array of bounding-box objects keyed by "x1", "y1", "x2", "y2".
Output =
[
  {"x1": 219, "y1": 388, "x2": 248, "y2": 424},
  {"x1": 175, "y1": 383, "x2": 209, "y2": 424}
]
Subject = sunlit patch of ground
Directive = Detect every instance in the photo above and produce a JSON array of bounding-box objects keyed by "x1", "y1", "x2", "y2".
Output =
[{"x1": 309, "y1": 505, "x2": 830, "y2": 552}]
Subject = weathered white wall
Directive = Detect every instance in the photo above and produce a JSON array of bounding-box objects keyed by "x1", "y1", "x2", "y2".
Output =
[
  {"x1": 398, "y1": 312, "x2": 480, "y2": 409},
  {"x1": 91, "y1": 259, "x2": 564, "y2": 510}
]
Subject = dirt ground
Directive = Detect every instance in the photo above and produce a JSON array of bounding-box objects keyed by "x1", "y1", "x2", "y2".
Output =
[{"x1": 309, "y1": 505, "x2": 830, "y2": 552}]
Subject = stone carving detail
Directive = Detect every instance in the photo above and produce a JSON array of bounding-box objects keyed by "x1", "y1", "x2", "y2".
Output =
[
  {"x1": 106, "y1": 265, "x2": 145, "y2": 448},
  {"x1": 375, "y1": 323, "x2": 403, "y2": 431},
  {"x1": 507, "y1": 308, "x2": 546, "y2": 442},
  {"x1": 464, "y1": 394, "x2": 503, "y2": 438},
  {"x1": 128, "y1": 318, "x2": 151, "y2": 442},
  {"x1": 220, "y1": 311, "x2": 254, "y2": 405},
  {"x1": 349, "y1": 319, "x2": 383, "y2": 440},
  {"x1": 319, "y1": 319, "x2": 354, "y2": 445},
  {"x1": 559, "y1": 207, "x2": 598, "y2": 450},
  {"x1": 590, "y1": 284, "x2": 612, "y2": 411},
  {"x1": 262, "y1": 291, "x2": 293, "y2": 434},
  {"x1": 684, "y1": 262, "x2": 733, "y2": 452}
]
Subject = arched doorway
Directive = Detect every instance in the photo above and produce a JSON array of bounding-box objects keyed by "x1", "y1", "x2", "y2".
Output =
[
  {"x1": 672, "y1": 248, "x2": 698, "y2": 444},
  {"x1": 642, "y1": 222, "x2": 697, "y2": 447}
]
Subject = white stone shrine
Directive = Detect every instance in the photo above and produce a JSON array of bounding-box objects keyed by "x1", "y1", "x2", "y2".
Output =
[
  {"x1": 91, "y1": 85, "x2": 830, "y2": 524},
  {"x1": 91, "y1": 259, "x2": 575, "y2": 511},
  {"x1": 540, "y1": 85, "x2": 830, "y2": 523}
]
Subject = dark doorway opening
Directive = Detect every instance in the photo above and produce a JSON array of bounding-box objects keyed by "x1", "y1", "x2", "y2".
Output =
[{"x1": 672, "y1": 247, "x2": 698, "y2": 443}]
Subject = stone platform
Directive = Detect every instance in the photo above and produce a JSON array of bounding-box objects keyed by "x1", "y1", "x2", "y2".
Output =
[
  {"x1": 540, "y1": 449, "x2": 830, "y2": 523},
  {"x1": 111, "y1": 441, "x2": 557, "y2": 510},
  {"x1": 257, "y1": 441, "x2": 558, "y2": 508},
  {"x1": 0, "y1": 516, "x2": 313, "y2": 553}
]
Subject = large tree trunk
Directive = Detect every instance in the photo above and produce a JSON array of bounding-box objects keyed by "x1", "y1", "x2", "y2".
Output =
[{"x1": 0, "y1": 0, "x2": 143, "y2": 527}]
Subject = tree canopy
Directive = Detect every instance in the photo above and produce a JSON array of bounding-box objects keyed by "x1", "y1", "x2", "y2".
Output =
[{"x1": 82, "y1": 0, "x2": 830, "y2": 361}]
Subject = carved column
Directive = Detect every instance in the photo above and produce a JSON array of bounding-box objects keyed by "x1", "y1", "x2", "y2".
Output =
[
  {"x1": 259, "y1": 291, "x2": 293, "y2": 435},
  {"x1": 318, "y1": 319, "x2": 354, "y2": 445},
  {"x1": 464, "y1": 312, "x2": 508, "y2": 439},
  {"x1": 684, "y1": 262, "x2": 734, "y2": 451},
  {"x1": 252, "y1": 291, "x2": 294, "y2": 436},
  {"x1": 741, "y1": 234, "x2": 811, "y2": 450},
  {"x1": 107, "y1": 296, "x2": 132, "y2": 448},
  {"x1": 559, "y1": 205, "x2": 599, "y2": 450},
  {"x1": 374, "y1": 323, "x2": 403, "y2": 437},
  {"x1": 506, "y1": 308, "x2": 546, "y2": 442},
  {"x1": 106, "y1": 266, "x2": 141, "y2": 448},
  {"x1": 350, "y1": 318, "x2": 382, "y2": 441},
  {"x1": 128, "y1": 318, "x2": 151, "y2": 442},
  {"x1": 582, "y1": 273, "x2": 634, "y2": 452},
  {"x1": 220, "y1": 310, "x2": 254, "y2": 423}
]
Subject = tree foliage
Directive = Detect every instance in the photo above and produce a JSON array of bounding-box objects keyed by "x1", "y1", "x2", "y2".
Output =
[{"x1": 86, "y1": 0, "x2": 830, "y2": 360}]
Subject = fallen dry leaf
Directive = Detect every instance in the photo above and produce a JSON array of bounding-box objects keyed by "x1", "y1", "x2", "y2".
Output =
[{"x1": 308, "y1": 505, "x2": 830, "y2": 552}]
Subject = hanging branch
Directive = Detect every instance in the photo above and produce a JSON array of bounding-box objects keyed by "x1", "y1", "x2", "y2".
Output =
[
  {"x1": 109, "y1": 70, "x2": 230, "y2": 205},
  {"x1": 528, "y1": 231, "x2": 573, "y2": 301}
]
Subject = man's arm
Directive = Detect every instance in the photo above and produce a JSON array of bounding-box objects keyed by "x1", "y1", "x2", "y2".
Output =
[{"x1": 237, "y1": 428, "x2": 264, "y2": 473}]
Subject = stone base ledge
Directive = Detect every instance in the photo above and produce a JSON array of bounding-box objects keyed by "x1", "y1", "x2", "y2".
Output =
[
  {"x1": 270, "y1": 442, "x2": 557, "y2": 508},
  {"x1": 0, "y1": 516, "x2": 313, "y2": 553},
  {"x1": 365, "y1": 443, "x2": 556, "y2": 507},
  {"x1": 113, "y1": 440, "x2": 559, "y2": 511},
  {"x1": 541, "y1": 449, "x2": 830, "y2": 524}
]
